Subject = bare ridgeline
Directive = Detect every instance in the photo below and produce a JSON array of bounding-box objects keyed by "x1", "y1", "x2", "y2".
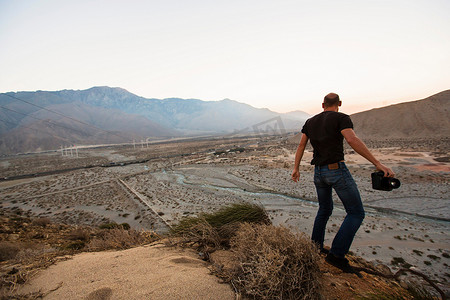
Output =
[{"x1": 0, "y1": 91, "x2": 449, "y2": 297}]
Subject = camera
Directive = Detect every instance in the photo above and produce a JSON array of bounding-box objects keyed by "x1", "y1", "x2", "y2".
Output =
[{"x1": 371, "y1": 171, "x2": 401, "y2": 191}]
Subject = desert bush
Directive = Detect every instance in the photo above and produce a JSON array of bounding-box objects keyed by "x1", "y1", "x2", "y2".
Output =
[
  {"x1": 87, "y1": 228, "x2": 152, "y2": 251},
  {"x1": 14, "y1": 243, "x2": 49, "y2": 262},
  {"x1": 391, "y1": 257, "x2": 412, "y2": 268},
  {"x1": 64, "y1": 241, "x2": 86, "y2": 250},
  {"x1": 31, "y1": 217, "x2": 51, "y2": 227},
  {"x1": 171, "y1": 202, "x2": 270, "y2": 235},
  {"x1": 0, "y1": 243, "x2": 19, "y2": 261},
  {"x1": 426, "y1": 254, "x2": 440, "y2": 261},
  {"x1": 98, "y1": 222, "x2": 130, "y2": 230},
  {"x1": 171, "y1": 220, "x2": 231, "y2": 255},
  {"x1": 170, "y1": 202, "x2": 270, "y2": 254},
  {"x1": 120, "y1": 223, "x2": 131, "y2": 230},
  {"x1": 225, "y1": 223, "x2": 322, "y2": 300},
  {"x1": 67, "y1": 228, "x2": 91, "y2": 242}
]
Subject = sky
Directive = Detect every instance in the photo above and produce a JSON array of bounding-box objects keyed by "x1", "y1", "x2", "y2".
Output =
[{"x1": 0, "y1": 0, "x2": 449, "y2": 115}]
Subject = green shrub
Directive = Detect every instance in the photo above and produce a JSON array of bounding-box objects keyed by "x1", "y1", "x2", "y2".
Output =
[
  {"x1": 171, "y1": 202, "x2": 270, "y2": 235},
  {"x1": 170, "y1": 202, "x2": 270, "y2": 254}
]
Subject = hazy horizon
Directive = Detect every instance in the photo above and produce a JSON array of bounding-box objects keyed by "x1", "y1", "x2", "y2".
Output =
[
  {"x1": 1, "y1": 85, "x2": 447, "y2": 116},
  {"x1": 1, "y1": 0, "x2": 449, "y2": 115}
]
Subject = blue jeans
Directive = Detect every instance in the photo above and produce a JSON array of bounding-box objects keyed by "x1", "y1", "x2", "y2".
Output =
[{"x1": 311, "y1": 162, "x2": 365, "y2": 258}]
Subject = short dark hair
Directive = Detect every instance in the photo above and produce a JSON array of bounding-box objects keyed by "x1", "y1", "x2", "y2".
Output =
[{"x1": 323, "y1": 93, "x2": 340, "y2": 107}]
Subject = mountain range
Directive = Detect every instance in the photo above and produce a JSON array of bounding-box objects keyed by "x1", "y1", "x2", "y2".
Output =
[
  {"x1": 1, "y1": 87, "x2": 448, "y2": 154},
  {"x1": 0, "y1": 87, "x2": 309, "y2": 154}
]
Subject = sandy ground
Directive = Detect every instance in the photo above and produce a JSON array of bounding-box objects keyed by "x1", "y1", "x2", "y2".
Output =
[{"x1": 17, "y1": 243, "x2": 234, "y2": 300}]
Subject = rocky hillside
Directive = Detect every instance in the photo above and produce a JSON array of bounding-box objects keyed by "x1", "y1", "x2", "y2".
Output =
[{"x1": 351, "y1": 90, "x2": 450, "y2": 139}]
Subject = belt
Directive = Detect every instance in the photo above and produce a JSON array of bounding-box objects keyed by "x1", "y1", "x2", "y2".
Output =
[{"x1": 317, "y1": 161, "x2": 344, "y2": 170}]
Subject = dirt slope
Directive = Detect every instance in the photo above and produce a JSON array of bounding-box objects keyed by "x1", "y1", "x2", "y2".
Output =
[
  {"x1": 16, "y1": 243, "x2": 235, "y2": 300},
  {"x1": 351, "y1": 90, "x2": 450, "y2": 139}
]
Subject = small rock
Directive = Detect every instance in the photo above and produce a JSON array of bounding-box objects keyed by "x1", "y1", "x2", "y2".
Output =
[
  {"x1": 399, "y1": 280, "x2": 409, "y2": 289},
  {"x1": 8, "y1": 234, "x2": 20, "y2": 241},
  {"x1": 376, "y1": 264, "x2": 393, "y2": 276}
]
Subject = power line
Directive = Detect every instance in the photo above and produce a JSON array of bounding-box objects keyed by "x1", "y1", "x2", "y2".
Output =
[
  {"x1": 1, "y1": 93, "x2": 134, "y2": 141},
  {"x1": 0, "y1": 105, "x2": 90, "y2": 136}
]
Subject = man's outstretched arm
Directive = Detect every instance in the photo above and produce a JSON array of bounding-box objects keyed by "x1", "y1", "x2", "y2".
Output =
[
  {"x1": 341, "y1": 128, "x2": 395, "y2": 177},
  {"x1": 292, "y1": 133, "x2": 309, "y2": 182}
]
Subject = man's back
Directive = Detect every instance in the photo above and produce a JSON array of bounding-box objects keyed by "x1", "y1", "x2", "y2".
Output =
[{"x1": 302, "y1": 111, "x2": 353, "y2": 166}]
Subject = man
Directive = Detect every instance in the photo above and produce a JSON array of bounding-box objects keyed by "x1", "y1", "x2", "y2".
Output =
[{"x1": 291, "y1": 93, "x2": 394, "y2": 272}]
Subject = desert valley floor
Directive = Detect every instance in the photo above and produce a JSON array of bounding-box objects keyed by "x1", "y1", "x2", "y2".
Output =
[{"x1": 1, "y1": 134, "x2": 449, "y2": 290}]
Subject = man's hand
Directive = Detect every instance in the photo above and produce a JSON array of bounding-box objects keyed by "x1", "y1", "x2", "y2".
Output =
[
  {"x1": 292, "y1": 169, "x2": 300, "y2": 182},
  {"x1": 375, "y1": 163, "x2": 395, "y2": 177},
  {"x1": 292, "y1": 134, "x2": 308, "y2": 183}
]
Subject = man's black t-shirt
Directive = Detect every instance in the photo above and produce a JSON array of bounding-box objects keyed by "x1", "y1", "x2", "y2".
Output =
[{"x1": 301, "y1": 111, "x2": 353, "y2": 166}]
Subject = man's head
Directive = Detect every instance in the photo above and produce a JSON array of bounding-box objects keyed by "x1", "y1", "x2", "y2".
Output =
[{"x1": 322, "y1": 93, "x2": 342, "y2": 110}]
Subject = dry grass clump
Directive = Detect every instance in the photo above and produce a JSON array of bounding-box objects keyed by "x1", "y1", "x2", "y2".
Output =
[
  {"x1": 31, "y1": 217, "x2": 51, "y2": 227},
  {"x1": 171, "y1": 202, "x2": 270, "y2": 234},
  {"x1": 170, "y1": 203, "x2": 322, "y2": 299},
  {"x1": 170, "y1": 202, "x2": 270, "y2": 254},
  {"x1": 67, "y1": 228, "x2": 91, "y2": 241},
  {"x1": 87, "y1": 228, "x2": 156, "y2": 251},
  {"x1": 171, "y1": 220, "x2": 235, "y2": 256},
  {"x1": 223, "y1": 223, "x2": 322, "y2": 300},
  {"x1": 0, "y1": 243, "x2": 20, "y2": 262}
]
